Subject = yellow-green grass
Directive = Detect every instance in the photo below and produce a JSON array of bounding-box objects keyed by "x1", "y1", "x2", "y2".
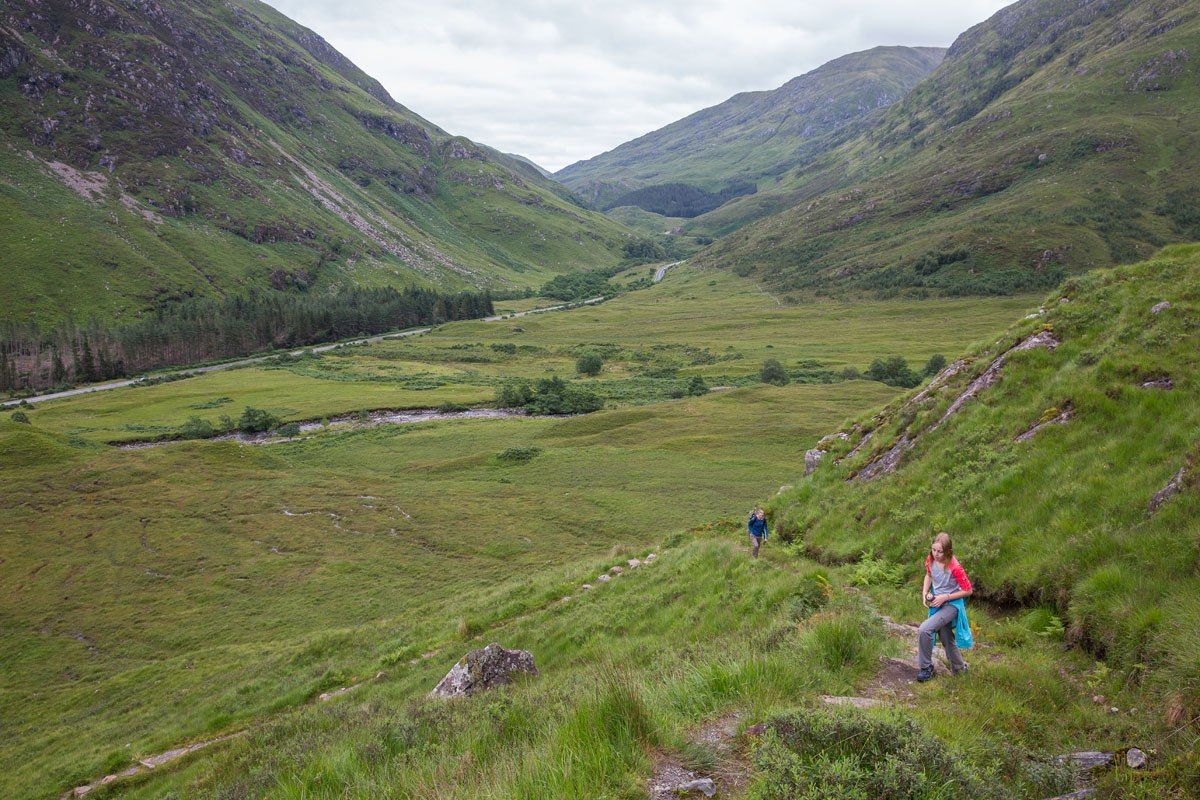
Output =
[
  {"x1": 2, "y1": 380, "x2": 900, "y2": 798},
  {"x1": 72, "y1": 536, "x2": 1165, "y2": 800},
  {"x1": 25, "y1": 265, "x2": 1039, "y2": 444},
  {"x1": 2, "y1": 266, "x2": 1050, "y2": 798}
]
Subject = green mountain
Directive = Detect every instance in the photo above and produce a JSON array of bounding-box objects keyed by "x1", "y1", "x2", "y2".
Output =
[
  {"x1": 770, "y1": 243, "x2": 1200, "y2": 747},
  {"x1": 697, "y1": 0, "x2": 1200, "y2": 296},
  {"x1": 554, "y1": 46, "x2": 946, "y2": 213},
  {"x1": 0, "y1": 0, "x2": 632, "y2": 327}
]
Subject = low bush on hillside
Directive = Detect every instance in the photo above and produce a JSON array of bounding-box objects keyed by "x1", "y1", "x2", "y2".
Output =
[
  {"x1": 237, "y1": 407, "x2": 282, "y2": 434},
  {"x1": 847, "y1": 552, "x2": 906, "y2": 587},
  {"x1": 576, "y1": 354, "x2": 603, "y2": 376},
  {"x1": 788, "y1": 571, "x2": 832, "y2": 622},
  {"x1": 750, "y1": 708, "x2": 1073, "y2": 800},
  {"x1": 760, "y1": 358, "x2": 789, "y2": 386},
  {"x1": 865, "y1": 355, "x2": 920, "y2": 387},
  {"x1": 540, "y1": 271, "x2": 615, "y2": 301},
  {"x1": 923, "y1": 353, "x2": 947, "y2": 377},
  {"x1": 496, "y1": 446, "x2": 541, "y2": 463},
  {"x1": 495, "y1": 377, "x2": 603, "y2": 415},
  {"x1": 10, "y1": 410, "x2": 30, "y2": 424},
  {"x1": 177, "y1": 416, "x2": 216, "y2": 440}
]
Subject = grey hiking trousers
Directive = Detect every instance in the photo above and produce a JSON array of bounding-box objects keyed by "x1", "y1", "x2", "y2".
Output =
[{"x1": 918, "y1": 604, "x2": 967, "y2": 672}]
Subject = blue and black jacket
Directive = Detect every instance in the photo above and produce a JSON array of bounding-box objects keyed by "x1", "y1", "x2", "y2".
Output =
[{"x1": 748, "y1": 513, "x2": 768, "y2": 539}]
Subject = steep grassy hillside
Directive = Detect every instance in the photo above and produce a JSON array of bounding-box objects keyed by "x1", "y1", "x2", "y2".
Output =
[
  {"x1": 554, "y1": 46, "x2": 945, "y2": 212},
  {"x1": 0, "y1": 0, "x2": 631, "y2": 327},
  {"x1": 697, "y1": 0, "x2": 1200, "y2": 296},
  {"x1": 771, "y1": 244, "x2": 1200, "y2": 735}
]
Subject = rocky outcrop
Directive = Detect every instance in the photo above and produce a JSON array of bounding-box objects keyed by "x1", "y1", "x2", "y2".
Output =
[
  {"x1": 804, "y1": 448, "x2": 824, "y2": 475},
  {"x1": 1015, "y1": 403, "x2": 1074, "y2": 442},
  {"x1": 857, "y1": 331, "x2": 1059, "y2": 481},
  {"x1": 1148, "y1": 466, "x2": 1186, "y2": 513},
  {"x1": 430, "y1": 643, "x2": 538, "y2": 698}
]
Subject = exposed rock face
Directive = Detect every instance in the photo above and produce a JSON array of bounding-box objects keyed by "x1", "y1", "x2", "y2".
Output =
[
  {"x1": 1016, "y1": 403, "x2": 1074, "y2": 442},
  {"x1": 804, "y1": 448, "x2": 824, "y2": 475},
  {"x1": 1141, "y1": 377, "x2": 1173, "y2": 389},
  {"x1": 1148, "y1": 467, "x2": 1185, "y2": 513},
  {"x1": 857, "y1": 332, "x2": 1059, "y2": 481},
  {"x1": 430, "y1": 643, "x2": 538, "y2": 698}
]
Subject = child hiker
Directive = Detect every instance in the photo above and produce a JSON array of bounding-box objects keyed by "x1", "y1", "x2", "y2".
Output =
[
  {"x1": 917, "y1": 531, "x2": 973, "y2": 682},
  {"x1": 747, "y1": 507, "x2": 768, "y2": 558}
]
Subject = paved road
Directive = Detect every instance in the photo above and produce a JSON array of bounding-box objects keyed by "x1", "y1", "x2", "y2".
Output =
[
  {"x1": 2, "y1": 296, "x2": 605, "y2": 408},
  {"x1": 653, "y1": 260, "x2": 685, "y2": 283}
]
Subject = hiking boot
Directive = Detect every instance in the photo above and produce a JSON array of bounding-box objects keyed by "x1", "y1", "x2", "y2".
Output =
[
  {"x1": 916, "y1": 666, "x2": 935, "y2": 682},
  {"x1": 952, "y1": 663, "x2": 969, "y2": 676}
]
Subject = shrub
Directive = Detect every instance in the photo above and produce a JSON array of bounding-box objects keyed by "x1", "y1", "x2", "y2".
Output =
[
  {"x1": 540, "y1": 271, "x2": 614, "y2": 301},
  {"x1": 751, "y1": 707, "x2": 1065, "y2": 800},
  {"x1": 788, "y1": 572, "x2": 832, "y2": 621},
  {"x1": 865, "y1": 355, "x2": 920, "y2": 388},
  {"x1": 178, "y1": 415, "x2": 215, "y2": 439},
  {"x1": 437, "y1": 402, "x2": 469, "y2": 413},
  {"x1": 760, "y1": 358, "x2": 790, "y2": 386},
  {"x1": 490, "y1": 343, "x2": 517, "y2": 355},
  {"x1": 839, "y1": 366, "x2": 861, "y2": 380},
  {"x1": 496, "y1": 380, "x2": 534, "y2": 408},
  {"x1": 847, "y1": 552, "x2": 905, "y2": 587},
  {"x1": 275, "y1": 422, "x2": 301, "y2": 437},
  {"x1": 527, "y1": 376, "x2": 603, "y2": 415},
  {"x1": 923, "y1": 353, "x2": 947, "y2": 377},
  {"x1": 686, "y1": 375, "x2": 709, "y2": 396},
  {"x1": 238, "y1": 407, "x2": 281, "y2": 434},
  {"x1": 576, "y1": 353, "x2": 603, "y2": 376},
  {"x1": 10, "y1": 411, "x2": 30, "y2": 424},
  {"x1": 497, "y1": 377, "x2": 602, "y2": 415},
  {"x1": 496, "y1": 446, "x2": 541, "y2": 463}
]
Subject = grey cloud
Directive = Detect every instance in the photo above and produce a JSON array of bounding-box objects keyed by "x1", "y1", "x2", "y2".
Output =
[{"x1": 271, "y1": 0, "x2": 1011, "y2": 171}]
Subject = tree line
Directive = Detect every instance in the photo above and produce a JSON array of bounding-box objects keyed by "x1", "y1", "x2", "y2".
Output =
[{"x1": 1, "y1": 286, "x2": 493, "y2": 393}]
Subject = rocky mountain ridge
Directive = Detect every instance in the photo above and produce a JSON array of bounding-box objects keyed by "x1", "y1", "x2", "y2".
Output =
[{"x1": 0, "y1": 0, "x2": 629, "y2": 326}]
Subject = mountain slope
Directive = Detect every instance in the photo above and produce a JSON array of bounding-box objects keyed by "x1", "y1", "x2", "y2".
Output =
[
  {"x1": 0, "y1": 0, "x2": 631, "y2": 326},
  {"x1": 554, "y1": 46, "x2": 946, "y2": 213},
  {"x1": 771, "y1": 243, "x2": 1200, "y2": 710},
  {"x1": 696, "y1": 0, "x2": 1200, "y2": 296}
]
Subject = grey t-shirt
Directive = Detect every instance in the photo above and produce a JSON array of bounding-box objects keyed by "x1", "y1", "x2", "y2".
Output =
[{"x1": 931, "y1": 561, "x2": 960, "y2": 596}]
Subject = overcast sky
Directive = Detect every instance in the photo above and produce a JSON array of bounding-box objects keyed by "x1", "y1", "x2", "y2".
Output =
[{"x1": 270, "y1": 1, "x2": 1012, "y2": 172}]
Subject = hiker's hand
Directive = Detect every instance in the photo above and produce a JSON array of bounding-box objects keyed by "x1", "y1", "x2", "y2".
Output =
[{"x1": 931, "y1": 594, "x2": 946, "y2": 608}]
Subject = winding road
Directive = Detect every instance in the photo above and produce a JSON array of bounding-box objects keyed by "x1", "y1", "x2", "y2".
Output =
[
  {"x1": 653, "y1": 260, "x2": 685, "y2": 283},
  {"x1": 2, "y1": 296, "x2": 606, "y2": 408}
]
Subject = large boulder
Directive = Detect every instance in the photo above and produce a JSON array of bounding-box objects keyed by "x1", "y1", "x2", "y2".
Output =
[{"x1": 430, "y1": 643, "x2": 538, "y2": 698}]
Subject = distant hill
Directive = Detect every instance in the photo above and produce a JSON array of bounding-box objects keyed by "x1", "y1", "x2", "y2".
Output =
[
  {"x1": 697, "y1": 0, "x2": 1200, "y2": 296},
  {"x1": 554, "y1": 46, "x2": 946, "y2": 214},
  {"x1": 0, "y1": 0, "x2": 631, "y2": 326},
  {"x1": 504, "y1": 153, "x2": 553, "y2": 179}
]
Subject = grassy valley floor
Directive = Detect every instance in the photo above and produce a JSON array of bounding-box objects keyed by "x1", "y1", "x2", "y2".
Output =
[{"x1": 3, "y1": 266, "x2": 1066, "y2": 798}]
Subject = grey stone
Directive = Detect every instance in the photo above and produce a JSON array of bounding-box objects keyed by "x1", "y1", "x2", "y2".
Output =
[
  {"x1": 430, "y1": 643, "x2": 538, "y2": 698},
  {"x1": 1126, "y1": 747, "x2": 1147, "y2": 769},
  {"x1": 681, "y1": 777, "x2": 717, "y2": 797},
  {"x1": 804, "y1": 448, "x2": 824, "y2": 475},
  {"x1": 820, "y1": 695, "x2": 881, "y2": 709},
  {"x1": 1054, "y1": 751, "x2": 1114, "y2": 769},
  {"x1": 1150, "y1": 301, "x2": 1171, "y2": 314}
]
